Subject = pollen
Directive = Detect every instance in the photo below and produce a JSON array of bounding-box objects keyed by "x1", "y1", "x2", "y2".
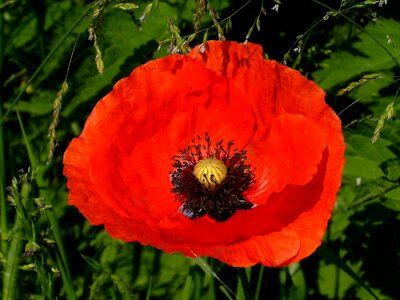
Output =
[{"x1": 193, "y1": 158, "x2": 227, "y2": 191}]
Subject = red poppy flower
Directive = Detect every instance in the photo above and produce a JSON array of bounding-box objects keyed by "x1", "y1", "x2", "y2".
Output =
[{"x1": 63, "y1": 41, "x2": 345, "y2": 267}]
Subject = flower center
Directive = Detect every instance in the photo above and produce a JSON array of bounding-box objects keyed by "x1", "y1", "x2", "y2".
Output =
[
  {"x1": 193, "y1": 158, "x2": 227, "y2": 191},
  {"x1": 170, "y1": 133, "x2": 255, "y2": 222}
]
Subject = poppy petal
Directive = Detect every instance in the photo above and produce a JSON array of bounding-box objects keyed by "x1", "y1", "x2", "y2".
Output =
[
  {"x1": 64, "y1": 53, "x2": 256, "y2": 237},
  {"x1": 64, "y1": 40, "x2": 345, "y2": 267}
]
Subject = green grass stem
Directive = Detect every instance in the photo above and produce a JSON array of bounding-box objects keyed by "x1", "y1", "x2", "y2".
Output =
[
  {"x1": 6, "y1": 5, "x2": 94, "y2": 299},
  {"x1": 1, "y1": 223, "x2": 23, "y2": 300},
  {"x1": 0, "y1": 5, "x2": 92, "y2": 126},
  {"x1": 0, "y1": 0, "x2": 8, "y2": 257},
  {"x1": 254, "y1": 265, "x2": 264, "y2": 300},
  {"x1": 16, "y1": 110, "x2": 77, "y2": 299},
  {"x1": 16, "y1": 110, "x2": 37, "y2": 167},
  {"x1": 316, "y1": 243, "x2": 379, "y2": 300},
  {"x1": 312, "y1": 0, "x2": 400, "y2": 67},
  {"x1": 237, "y1": 268, "x2": 251, "y2": 300}
]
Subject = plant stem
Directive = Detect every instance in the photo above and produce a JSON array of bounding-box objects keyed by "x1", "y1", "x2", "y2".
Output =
[
  {"x1": 17, "y1": 109, "x2": 77, "y2": 299},
  {"x1": 237, "y1": 268, "x2": 251, "y2": 300},
  {"x1": 8, "y1": 6, "x2": 93, "y2": 299},
  {"x1": 312, "y1": 0, "x2": 399, "y2": 67},
  {"x1": 0, "y1": 0, "x2": 8, "y2": 256},
  {"x1": 16, "y1": 110, "x2": 37, "y2": 167},
  {"x1": 0, "y1": 5, "x2": 92, "y2": 126},
  {"x1": 254, "y1": 265, "x2": 264, "y2": 300},
  {"x1": 1, "y1": 223, "x2": 23, "y2": 300}
]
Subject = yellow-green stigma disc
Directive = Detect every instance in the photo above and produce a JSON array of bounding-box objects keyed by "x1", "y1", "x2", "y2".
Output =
[{"x1": 193, "y1": 158, "x2": 227, "y2": 191}]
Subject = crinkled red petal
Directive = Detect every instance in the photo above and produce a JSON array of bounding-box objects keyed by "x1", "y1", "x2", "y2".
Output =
[{"x1": 63, "y1": 40, "x2": 345, "y2": 267}]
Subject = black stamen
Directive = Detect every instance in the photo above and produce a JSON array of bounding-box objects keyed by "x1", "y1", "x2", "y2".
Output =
[{"x1": 170, "y1": 134, "x2": 255, "y2": 222}]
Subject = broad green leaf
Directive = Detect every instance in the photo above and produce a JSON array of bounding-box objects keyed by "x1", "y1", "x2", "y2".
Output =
[
  {"x1": 343, "y1": 125, "x2": 397, "y2": 180},
  {"x1": 329, "y1": 203, "x2": 352, "y2": 241},
  {"x1": 350, "y1": 178, "x2": 398, "y2": 208},
  {"x1": 343, "y1": 156, "x2": 385, "y2": 179},
  {"x1": 317, "y1": 260, "x2": 356, "y2": 299},
  {"x1": 4, "y1": 90, "x2": 54, "y2": 115},
  {"x1": 44, "y1": 0, "x2": 72, "y2": 31},
  {"x1": 286, "y1": 263, "x2": 306, "y2": 300},
  {"x1": 317, "y1": 244, "x2": 379, "y2": 300},
  {"x1": 313, "y1": 18, "x2": 400, "y2": 91},
  {"x1": 382, "y1": 159, "x2": 400, "y2": 181},
  {"x1": 379, "y1": 119, "x2": 400, "y2": 144},
  {"x1": 383, "y1": 187, "x2": 400, "y2": 211},
  {"x1": 9, "y1": 13, "x2": 37, "y2": 49},
  {"x1": 151, "y1": 251, "x2": 191, "y2": 297},
  {"x1": 345, "y1": 134, "x2": 396, "y2": 163}
]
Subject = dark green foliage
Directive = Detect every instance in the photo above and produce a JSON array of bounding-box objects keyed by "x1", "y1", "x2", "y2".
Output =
[{"x1": 1, "y1": 0, "x2": 400, "y2": 299}]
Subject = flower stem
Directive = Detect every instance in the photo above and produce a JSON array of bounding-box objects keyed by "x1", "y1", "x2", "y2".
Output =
[
  {"x1": 254, "y1": 265, "x2": 264, "y2": 300},
  {"x1": 237, "y1": 268, "x2": 251, "y2": 300},
  {"x1": 1, "y1": 225, "x2": 23, "y2": 300},
  {"x1": 0, "y1": 0, "x2": 8, "y2": 257}
]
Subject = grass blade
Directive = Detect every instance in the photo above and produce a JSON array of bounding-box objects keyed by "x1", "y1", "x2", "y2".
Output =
[{"x1": 316, "y1": 243, "x2": 379, "y2": 300}]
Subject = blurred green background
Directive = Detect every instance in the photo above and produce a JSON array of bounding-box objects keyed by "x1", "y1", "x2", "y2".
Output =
[{"x1": 1, "y1": 0, "x2": 400, "y2": 299}]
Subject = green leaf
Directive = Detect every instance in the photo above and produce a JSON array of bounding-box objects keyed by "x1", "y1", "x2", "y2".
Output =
[
  {"x1": 317, "y1": 243, "x2": 379, "y2": 300},
  {"x1": 8, "y1": 13, "x2": 37, "y2": 49},
  {"x1": 345, "y1": 133, "x2": 396, "y2": 163},
  {"x1": 110, "y1": 274, "x2": 132, "y2": 299},
  {"x1": 44, "y1": 0, "x2": 72, "y2": 31},
  {"x1": 346, "y1": 72, "x2": 395, "y2": 112},
  {"x1": 81, "y1": 254, "x2": 103, "y2": 274},
  {"x1": 313, "y1": 18, "x2": 400, "y2": 91},
  {"x1": 181, "y1": 273, "x2": 194, "y2": 300},
  {"x1": 351, "y1": 177, "x2": 398, "y2": 208},
  {"x1": 4, "y1": 90, "x2": 54, "y2": 115},
  {"x1": 236, "y1": 268, "x2": 250, "y2": 300},
  {"x1": 343, "y1": 128, "x2": 397, "y2": 180},
  {"x1": 382, "y1": 159, "x2": 400, "y2": 181},
  {"x1": 383, "y1": 186, "x2": 400, "y2": 211},
  {"x1": 343, "y1": 156, "x2": 385, "y2": 179},
  {"x1": 287, "y1": 263, "x2": 306, "y2": 300}
]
